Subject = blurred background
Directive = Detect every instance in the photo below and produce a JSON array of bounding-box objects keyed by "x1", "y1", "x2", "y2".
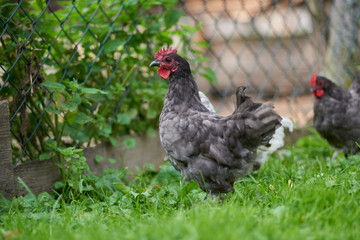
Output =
[
  {"x1": 179, "y1": 0, "x2": 359, "y2": 125},
  {"x1": 1, "y1": 0, "x2": 359, "y2": 166}
]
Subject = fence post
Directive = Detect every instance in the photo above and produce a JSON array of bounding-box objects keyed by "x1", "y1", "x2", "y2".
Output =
[{"x1": 0, "y1": 101, "x2": 14, "y2": 198}]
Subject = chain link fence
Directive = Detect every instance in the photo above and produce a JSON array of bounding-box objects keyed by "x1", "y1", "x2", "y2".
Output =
[
  {"x1": 180, "y1": 0, "x2": 360, "y2": 119},
  {"x1": 1, "y1": 0, "x2": 359, "y2": 166}
]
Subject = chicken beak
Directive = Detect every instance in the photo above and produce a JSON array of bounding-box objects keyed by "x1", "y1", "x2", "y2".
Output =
[
  {"x1": 149, "y1": 60, "x2": 160, "y2": 68},
  {"x1": 310, "y1": 87, "x2": 316, "y2": 93}
]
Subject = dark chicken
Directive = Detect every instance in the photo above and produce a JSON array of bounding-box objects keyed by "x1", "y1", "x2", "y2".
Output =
[
  {"x1": 150, "y1": 47, "x2": 281, "y2": 196},
  {"x1": 200, "y1": 89, "x2": 293, "y2": 165},
  {"x1": 310, "y1": 74, "x2": 360, "y2": 155}
]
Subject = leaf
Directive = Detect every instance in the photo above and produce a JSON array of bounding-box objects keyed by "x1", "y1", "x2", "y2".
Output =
[
  {"x1": 41, "y1": 82, "x2": 65, "y2": 90},
  {"x1": 108, "y1": 158, "x2": 116, "y2": 164},
  {"x1": 70, "y1": 130, "x2": 89, "y2": 142},
  {"x1": 125, "y1": 0, "x2": 139, "y2": 5},
  {"x1": 78, "y1": 179, "x2": 84, "y2": 193},
  {"x1": 200, "y1": 67, "x2": 218, "y2": 84},
  {"x1": 99, "y1": 125, "x2": 112, "y2": 137},
  {"x1": 146, "y1": 106, "x2": 157, "y2": 119},
  {"x1": 45, "y1": 139, "x2": 56, "y2": 148},
  {"x1": 2, "y1": 3, "x2": 19, "y2": 8},
  {"x1": 72, "y1": 93, "x2": 82, "y2": 107},
  {"x1": 58, "y1": 147, "x2": 74, "y2": 156},
  {"x1": 69, "y1": 79, "x2": 80, "y2": 90},
  {"x1": 81, "y1": 88, "x2": 107, "y2": 95},
  {"x1": 325, "y1": 179, "x2": 337, "y2": 187},
  {"x1": 18, "y1": 177, "x2": 37, "y2": 202},
  {"x1": 148, "y1": 22, "x2": 161, "y2": 33},
  {"x1": 54, "y1": 181, "x2": 64, "y2": 189},
  {"x1": 109, "y1": 137, "x2": 118, "y2": 147},
  {"x1": 95, "y1": 155, "x2": 104, "y2": 163},
  {"x1": 81, "y1": 98, "x2": 93, "y2": 106},
  {"x1": 122, "y1": 137, "x2": 136, "y2": 149},
  {"x1": 45, "y1": 106, "x2": 61, "y2": 115},
  {"x1": 181, "y1": 24, "x2": 201, "y2": 33},
  {"x1": 164, "y1": 9, "x2": 183, "y2": 29},
  {"x1": 181, "y1": 181, "x2": 199, "y2": 195},
  {"x1": 75, "y1": 112, "x2": 93, "y2": 124},
  {"x1": 113, "y1": 183, "x2": 131, "y2": 194},
  {"x1": 66, "y1": 112, "x2": 76, "y2": 125},
  {"x1": 195, "y1": 41, "x2": 209, "y2": 48},
  {"x1": 61, "y1": 102, "x2": 77, "y2": 112},
  {"x1": 39, "y1": 153, "x2": 52, "y2": 160},
  {"x1": 129, "y1": 191, "x2": 139, "y2": 198},
  {"x1": 117, "y1": 113, "x2": 132, "y2": 125},
  {"x1": 103, "y1": 39, "x2": 125, "y2": 53},
  {"x1": 146, "y1": 127, "x2": 156, "y2": 137},
  {"x1": 144, "y1": 163, "x2": 155, "y2": 170}
]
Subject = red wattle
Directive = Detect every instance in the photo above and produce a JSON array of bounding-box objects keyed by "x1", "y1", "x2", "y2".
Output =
[
  {"x1": 315, "y1": 89, "x2": 324, "y2": 98},
  {"x1": 157, "y1": 68, "x2": 171, "y2": 80}
]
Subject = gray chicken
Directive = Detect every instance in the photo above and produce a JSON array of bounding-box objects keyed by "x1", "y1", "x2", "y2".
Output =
[
  {"x1": 150, "y1": 47, "x2": 281, "y2": 196},
  {"x1": 199, "y1": 90, "x2": 293, "y2": 165},
  {"x1": 311, "y1": 73, "x2": 360, "y2": 156}
]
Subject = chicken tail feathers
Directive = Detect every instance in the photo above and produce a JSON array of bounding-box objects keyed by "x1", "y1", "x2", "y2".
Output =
[
  {"x1": 234, "y1": 87, "x2": 281, "y2": 147},
  {"x1": 233, "y1": 86, "x2": 261, "y2": 113},
  {"x1": 234, "y1": 86, "x2": 281, "y2": 143},
  {"x1": 255, "y1": 102, "x2": 282, "y2": 142}
]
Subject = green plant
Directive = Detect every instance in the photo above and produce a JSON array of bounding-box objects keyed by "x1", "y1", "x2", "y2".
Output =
[
  {"x1": 1, "y1": 133, "x2": 360, "y2": 240},
  {"x1": 1, "y1": 0, "x2": 209, "y2": 164}
]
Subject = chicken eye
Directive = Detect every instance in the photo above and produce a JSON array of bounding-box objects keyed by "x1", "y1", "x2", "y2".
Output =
[{"x1": 165, "y1": 57, "x2": 171, "y2": 62}]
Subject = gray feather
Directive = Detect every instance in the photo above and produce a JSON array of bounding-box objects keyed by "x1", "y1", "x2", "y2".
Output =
[
  {"x1": 154, "y1": 52, "x2": 282, "y2": 196},
  {"x1": 313, "y1": 75, "x2": 360, "y2": 155}
]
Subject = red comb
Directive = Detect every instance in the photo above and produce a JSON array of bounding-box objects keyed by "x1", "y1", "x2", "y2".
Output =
[
  {"x1": 154, "y1": 47, "x2": 177, "y2": 59},
  {"x1": 310, "y1": 73, "x2": 317, "y2": 87}
]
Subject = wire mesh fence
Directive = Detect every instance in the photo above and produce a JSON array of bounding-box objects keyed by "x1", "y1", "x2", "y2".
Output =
[
  {"x1": 1, "y1": 0, "x2": 359, "y2": 166},
  {"x1": 180, "y1": 0, "x2": 360, "y2": 118},
  {"x1": 0, "y1": 0, "x2": 176, "y2": 165}
]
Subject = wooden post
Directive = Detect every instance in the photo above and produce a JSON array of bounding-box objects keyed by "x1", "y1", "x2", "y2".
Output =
[
  {"x1": 0, "y1": 100, "x2": 61, "y2": 197},
  {"x1": 0, "y1": 101, "x2": 14, "y2": 198}
]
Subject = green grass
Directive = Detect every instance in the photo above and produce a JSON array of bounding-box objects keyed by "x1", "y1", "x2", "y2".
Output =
[{"x1": 1, "y1": 132, "x2": 360, "y2": 240}]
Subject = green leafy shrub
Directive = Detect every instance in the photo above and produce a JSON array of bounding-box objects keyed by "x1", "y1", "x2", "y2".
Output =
[{"x1": 0, "y1": 0, "x2": 208, "y2": 164}]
